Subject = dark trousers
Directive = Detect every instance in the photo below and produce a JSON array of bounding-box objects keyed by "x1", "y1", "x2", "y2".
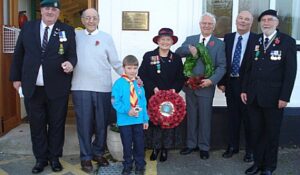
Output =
[
  {"x1": 119, "y1": 124, "x2": 146, "y2": 170},
  {"x1": 225, "y1": 78, "x2": 252, "y2": 153},
  {"x1": 248, "y1": 99, "x2": 283, "y2": 171},
  {"x1": 72, "y1": 91, "x2": 111, "y2": 160},
  {"x1": 151, "y1": 125, "x2": 174, "y2": 149},
  {"x1": 27, "y1": 86, "x2": 68, "y2": 162}
]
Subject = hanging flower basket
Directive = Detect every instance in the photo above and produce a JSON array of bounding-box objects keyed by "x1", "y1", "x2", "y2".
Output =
[{"x1": 148, "y1": 90, "x2": 186, "y2": 129}]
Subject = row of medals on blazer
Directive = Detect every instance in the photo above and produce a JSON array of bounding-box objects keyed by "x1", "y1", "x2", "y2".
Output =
[
  {"x1": 255, "y1": 35, "x2": 281, "y2": 61},
  {"x1": 52, "y1": 28, "x2": 67, "y2": 55},
  {"x1": 150, "y1": 55, "x2": 173, "y2": 74}
]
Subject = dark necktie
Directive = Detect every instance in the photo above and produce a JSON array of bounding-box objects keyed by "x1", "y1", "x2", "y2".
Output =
[
  {"x1": 202, "y1": 38, "x2": 206, "y2": 45},
  {"x1": 41, "y1": 26, "x2": 49, "y2": 52},
  {"x1": 231, "y1": 36, "x2": 243, "y2": 76},
  {"x1": 264, "y1": 37, "x2": 269, "y2": 46}
]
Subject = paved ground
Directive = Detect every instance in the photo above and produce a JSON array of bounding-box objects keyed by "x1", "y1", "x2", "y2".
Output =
[{"x1": 0, "y1": 124, "x2": 299, "y2": 175}]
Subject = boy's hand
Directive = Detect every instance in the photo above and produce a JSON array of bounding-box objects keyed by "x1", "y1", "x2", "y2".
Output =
[
  {"x1": 143, "y1": 123, "x2": 149, "y2": 130},
  {"x1": 128, "y1": 108, "x2": 138, "y2": 117}
]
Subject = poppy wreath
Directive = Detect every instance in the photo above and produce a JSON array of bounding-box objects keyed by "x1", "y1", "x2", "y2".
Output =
[
  {"x1": 148, "y1": 90, "x2": 186, "y2": 129},
  {"x1": 183, "y1": 43, "x2": 214, "y2": 89}
]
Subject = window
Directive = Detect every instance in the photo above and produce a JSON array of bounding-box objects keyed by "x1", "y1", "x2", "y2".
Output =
[
  {"x1": 203, "y1": 0, "x2": 233, "y2": 38},
  {"x1": 239, "y1": 0, "x2": 270, "y2": 34},
  {"x1": 276, "y1": 0, "x2": 300, "y2": 40}
]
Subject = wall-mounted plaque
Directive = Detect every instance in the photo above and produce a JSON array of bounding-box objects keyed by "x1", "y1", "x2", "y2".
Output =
[{"x1": 122, "y1": 11, "x2": 149, "y2": 31}]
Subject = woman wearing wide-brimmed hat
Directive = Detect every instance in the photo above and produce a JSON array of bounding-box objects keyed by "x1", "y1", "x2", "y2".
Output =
[{"x1": 138, "y1": 28, "x2": 185, "y2": 162}]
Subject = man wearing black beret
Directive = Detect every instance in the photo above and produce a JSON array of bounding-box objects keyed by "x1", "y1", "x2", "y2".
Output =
[
  {"x1": 241, "y1": 9, "x2": 297, "y2": 175},
  {"x1": 10, "y1": 0, "x2": 77, "y2": 173}
]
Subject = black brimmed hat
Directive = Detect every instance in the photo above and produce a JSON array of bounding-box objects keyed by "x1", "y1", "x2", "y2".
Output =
[{"x1": 258, "y1": 9, "x2": 278, "y2": 22}]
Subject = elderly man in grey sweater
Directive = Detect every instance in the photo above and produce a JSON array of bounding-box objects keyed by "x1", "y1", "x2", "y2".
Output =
[{"x1": 71, "y1": 8, "x2": 123, "y2": 173}]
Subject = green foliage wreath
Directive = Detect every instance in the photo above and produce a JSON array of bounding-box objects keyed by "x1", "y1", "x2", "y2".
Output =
[{"x1": 183, "y1": 43, "x2": 214, "y2": 78}]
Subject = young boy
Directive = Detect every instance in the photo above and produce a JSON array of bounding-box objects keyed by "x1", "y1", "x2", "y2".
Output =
[{"x1": 111, "y1": 55, "x2": 149, "y2": 175}]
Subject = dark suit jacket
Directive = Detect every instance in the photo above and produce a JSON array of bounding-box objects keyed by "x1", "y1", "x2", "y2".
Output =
[
  {"x1": 138, "y1": 47, "x2": 185, "y2": 100},
  {"x1": 218, "y1": 32, "x2": 257, "y2": 96},
  {"x1": 10, "y1": 20, "x2": 77, "y2": 99},
  {"x1": 242, "y1": 31, "x2": 297, "y2": 107}
]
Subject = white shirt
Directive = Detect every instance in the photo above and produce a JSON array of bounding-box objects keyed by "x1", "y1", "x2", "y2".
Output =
[
  {"x1": 36, "y1": 21, "x2": 54, "y2": 86},
  {"x1": 231, "y1": 31, "x2": 250, "y2": 66},
  {"x1": 199, "y1": 34, "x2": 212, "y2": 46},
  {"x1": 264, "y1": 30, "x2": 277, "y2": 43}
]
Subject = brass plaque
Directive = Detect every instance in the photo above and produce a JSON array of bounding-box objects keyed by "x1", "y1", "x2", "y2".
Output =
[{"x1": 122, "y1": 11, "x2": 149, "y2": 31}]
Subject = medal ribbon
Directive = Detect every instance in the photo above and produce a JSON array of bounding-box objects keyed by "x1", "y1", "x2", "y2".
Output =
[{"x1": 122, "y1": 74, "x2": 138, "y2": 107}]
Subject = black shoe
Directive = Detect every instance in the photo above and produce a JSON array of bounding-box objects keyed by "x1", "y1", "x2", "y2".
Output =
[
  {"x1": 244, "y1": 152, "x2": 254, "y2": 162},
  {"x1": 200, "y1": 150, "x2": 209, "y2": 160},
  {"x1": 222, "y1": 147, "x2": 239, "y2": 158},
  {"x1": 32, "y1": 161, "x2": 48, "y2": 174},
  {"x1": 180, "y1": 147, "x2": 197, "y2": 155},
  {"x1": 159, "y1": 149, "x2": 168, "y2": 162},
  {"x1": 135, "y1": 168, "x2": 145, "y2": 175},
  {"x1": 81, "y1": 160, "x2": 93, "y2": 173},
  {"x1": 150, "y1": 148, "x2": 160, "y2": 161},
  {"x1": 50, "y1": 160, "x2": 63, "y2": 172},
  {"x1": 245, "y1": 165, "x2": 260, "y2": 175},
  {"x1": 260, "y1": 170, "x2": 272, "y2": 175},
  {"x1": 121, "y1": 168, "x2": 132, "y2": 175}
]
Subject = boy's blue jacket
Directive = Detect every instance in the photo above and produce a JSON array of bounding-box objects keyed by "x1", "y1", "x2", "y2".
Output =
[{"x1": 112, "y1": 77, "x2": 149, "y2": 126}]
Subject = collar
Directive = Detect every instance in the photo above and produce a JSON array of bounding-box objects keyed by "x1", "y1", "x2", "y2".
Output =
[
  {"x1": 85, "y1": 29, "x2": 99, "y2": 35},
  {"x1": 41, "y1": 21, "x2": 54, "y2": 31},
  {"x1": 235, "y1": 31, "x2": 250, "y2": 42},
  {"x1": 200, "y1": 34, "x2": 212, "y2": 46},
  {"x1": 264, "y1": 30, "x2": 277, "y2": 41}
]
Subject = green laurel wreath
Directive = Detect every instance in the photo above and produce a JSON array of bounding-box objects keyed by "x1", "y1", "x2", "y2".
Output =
[{"x1": 183, "y1": 43, "x2": 214, "y2": 78}]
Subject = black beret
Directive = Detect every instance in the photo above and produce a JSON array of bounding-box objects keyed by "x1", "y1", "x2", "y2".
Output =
[
  {"x1": 258, "y1": 9, "x2": 278, "y2": 22},
  {"x1": 40, "y1": 0, "x2": 60, "y2": 9}
]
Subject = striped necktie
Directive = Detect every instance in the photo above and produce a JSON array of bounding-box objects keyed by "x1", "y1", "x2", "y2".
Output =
[
  {"x1": 41, "y1": 26, "x2": 49, "y2": 52},
  {"x1": 122, "y1": 74, "x2": 138, "y2": 108}
]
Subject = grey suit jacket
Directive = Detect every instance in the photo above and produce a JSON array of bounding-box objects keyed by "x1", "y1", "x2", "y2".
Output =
[{"x1": 176, "y1": 34, "x2": 226, "y2": 97}]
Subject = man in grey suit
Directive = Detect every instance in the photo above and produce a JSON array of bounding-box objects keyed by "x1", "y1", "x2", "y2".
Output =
[{"x1": 176, "y1": 12, "x2": 226, "y2": 159}]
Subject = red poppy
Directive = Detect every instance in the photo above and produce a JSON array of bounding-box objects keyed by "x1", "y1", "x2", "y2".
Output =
[
  {"x1": 274, "y1": 38, "x2": 280, "y2": 45},
  {"x1": 185, "y1": 75, "x2": 205, "y2": 90},
  {"x1": 209, "y1": 41, "x2": 215, "y2": 47},
  {"x1": 95, "y1": 40, "x2": 100, "y2": 46}
]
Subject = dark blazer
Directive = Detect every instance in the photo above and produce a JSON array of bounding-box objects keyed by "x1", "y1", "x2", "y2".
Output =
[
  {"x1": 10, "y1": 20, "x2": 77, "y2": 99},
  {"x1": 138, "y1": 48, "x2": 185, "y2": 100},
  {"x1": 242, "y1": 31, "x2": 297, "y2": 107},
  {"x1": 218, "y1": 32, "x2": 257, "y2": 95}
]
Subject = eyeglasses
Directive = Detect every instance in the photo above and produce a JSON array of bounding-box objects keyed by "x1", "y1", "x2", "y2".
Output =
[
  {"x1": 200, "y1": 22, "x2": 214, "y2": 26},
  {"x1": 82, "y1": 16, "x2": 99, "y2": 21}
]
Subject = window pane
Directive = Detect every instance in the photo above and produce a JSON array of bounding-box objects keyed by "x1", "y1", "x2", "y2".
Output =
[
  {"x1": 203, "y1": 0, "x2": 232, "y2": 38},
  {"x1": 239, "y1": 0, "x2": 270, "y2": 34},
  {"x1": 276, "y1": 0, "x2": 300, "y2": 40}
]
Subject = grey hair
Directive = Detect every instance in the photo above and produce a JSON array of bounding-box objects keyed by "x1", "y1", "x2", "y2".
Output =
[
  {"x1": 200, "y1": 12, "x2": 217, "y2": 25},
  {"x1": 81, "y1": 8, "x2": 99, "y2": 18}
]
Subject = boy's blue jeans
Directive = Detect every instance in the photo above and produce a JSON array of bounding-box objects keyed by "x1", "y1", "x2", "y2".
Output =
[{"x1": 119, "y1": 124, "x2": 146, "y2": 170}]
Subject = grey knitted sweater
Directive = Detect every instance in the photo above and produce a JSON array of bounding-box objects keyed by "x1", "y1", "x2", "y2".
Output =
[{"x1": 71, "y1": 29, "x2": 123, "y2": 92}]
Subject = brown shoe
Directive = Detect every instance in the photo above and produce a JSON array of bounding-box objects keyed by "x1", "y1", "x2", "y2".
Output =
[
  {"x1": 93, "y1": 156, "x2": 109, "y2": 166},
  {"x1": 81, "y1": 160, "x2": 93, "y2": 173}
]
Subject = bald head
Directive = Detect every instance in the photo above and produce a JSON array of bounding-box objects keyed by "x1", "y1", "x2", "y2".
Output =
[
  {"x1": 236, "y1": 11, "x2": 253, "y2": 35},
  {"x1": 81, "y1": 8, "x2": 99, "y2": 33}
]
